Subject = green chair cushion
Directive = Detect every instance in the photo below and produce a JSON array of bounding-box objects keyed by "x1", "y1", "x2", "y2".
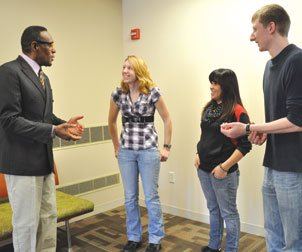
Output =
[
  {"x1": 0, "y1": 191, "x2": 94, "y2": 240},
  {"x1": 56, "y1": 191, "x2": 94, "y2": 222},
  {"x1": 0, "y1": 202, "x2": 13, "y2": 240}
]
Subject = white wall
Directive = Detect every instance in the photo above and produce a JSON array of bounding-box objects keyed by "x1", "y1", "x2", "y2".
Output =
[
  {"x1": 0, "y1": 0, "x2": 125, "y2": 213},
  {"x1": 122, "y1": 0, "x2": 302, "y2": 235}
]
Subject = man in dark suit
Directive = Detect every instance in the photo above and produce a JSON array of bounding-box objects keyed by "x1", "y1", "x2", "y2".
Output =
[{"x1": 0, "y1": 26, "x2": 84, "y2": 252}]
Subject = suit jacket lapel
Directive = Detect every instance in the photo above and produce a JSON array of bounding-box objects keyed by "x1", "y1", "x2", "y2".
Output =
[{"x1": 17, "y1": 56, "x2": 46, "y2": 100}]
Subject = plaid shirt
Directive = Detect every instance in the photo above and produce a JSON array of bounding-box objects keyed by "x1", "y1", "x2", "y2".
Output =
[{"x1": 111, "y1": 87, "x2": 161, "y2": 150}]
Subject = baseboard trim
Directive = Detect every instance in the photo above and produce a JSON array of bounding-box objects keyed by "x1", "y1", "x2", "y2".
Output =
[
  {"x1": 139, "y1": 199, "x2": 265, "y2": 237},
  {"x1": 58, "y1": 196, "x2": 265, "y2": 237}
]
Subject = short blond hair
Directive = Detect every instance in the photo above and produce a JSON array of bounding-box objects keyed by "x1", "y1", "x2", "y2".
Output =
[
  {"x1": 121, "y1": 56, "x2": 155, "y2": 95},
  {"x1": 252, "y1": 4, "x2": 290, "y2": 37}
]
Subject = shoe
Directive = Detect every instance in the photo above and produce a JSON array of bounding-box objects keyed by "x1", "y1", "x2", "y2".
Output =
[
  {"x1": 122, "y1": 240, "x2": 142, "y2": 252},
  {"x1": 145, "y1": 243, "x2": 162, "y2": 252},
  {"x1": 201, "y1": 246, "x2": 221, "y2": 252}
]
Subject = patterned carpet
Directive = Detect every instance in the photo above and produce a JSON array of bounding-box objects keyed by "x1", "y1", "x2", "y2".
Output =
[{"x1": 0, "y1": 206, "x2": 266, "y2": 252}]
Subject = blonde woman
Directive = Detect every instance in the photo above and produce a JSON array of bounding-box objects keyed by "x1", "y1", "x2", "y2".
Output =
[{"x1": 108, "y1": 56, "x2": 172, "y2": 252}]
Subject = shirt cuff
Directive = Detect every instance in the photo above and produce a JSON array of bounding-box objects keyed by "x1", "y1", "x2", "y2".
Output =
[{"x1": 51, "y1": 125, "x2": 56, "y2": 138}]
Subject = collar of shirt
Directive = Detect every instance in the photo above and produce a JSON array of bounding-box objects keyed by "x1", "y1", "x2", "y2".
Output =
[{"x1": 20, "y1": 53, "x2": 40, "y2": 77}]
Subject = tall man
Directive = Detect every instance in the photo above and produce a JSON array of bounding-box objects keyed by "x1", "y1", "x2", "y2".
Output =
[
  {"x1": 221, "y1": 4, "x2": 302, "y2": 252},
  {"x1": 0, "y1": 26, "x2": 84, "y2": 252}
]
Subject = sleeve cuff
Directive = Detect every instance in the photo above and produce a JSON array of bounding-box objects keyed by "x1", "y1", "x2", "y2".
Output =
[
  {"x1": 287, "y1": 115, "x2": 302, "y2": 127},
  {"x1": 51, "y1": 125, "x2": 56, "y2": 138}
]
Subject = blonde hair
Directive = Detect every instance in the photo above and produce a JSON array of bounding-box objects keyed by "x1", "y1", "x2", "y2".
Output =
[
  {"x1": 121, "y1": 55, "x2": 155, "y2": 95},
  {"x1": 252, "y1": 4, "x2": 290, "y2": 37}
]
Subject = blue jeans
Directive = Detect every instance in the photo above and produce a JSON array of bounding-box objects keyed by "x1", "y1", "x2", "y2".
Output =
[
  {"x1": 118, "y1": 147, "x2": 164, "y2": 244},
  {"x1": 197, "y1": 168, "x2": 240, "y2": 252},
  {"x1": 262, "y1": 167, "x2": 302, "y2": 252}
]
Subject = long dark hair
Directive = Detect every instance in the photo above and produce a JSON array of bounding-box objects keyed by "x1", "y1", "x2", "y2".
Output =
[{"x1": 202, "y1": 68, "x2": 243, "y2": 122}]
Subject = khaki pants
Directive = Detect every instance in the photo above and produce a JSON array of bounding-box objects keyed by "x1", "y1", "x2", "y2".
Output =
[{"x1": 5, "y1": 173, "x2": 57, "y2": 252}]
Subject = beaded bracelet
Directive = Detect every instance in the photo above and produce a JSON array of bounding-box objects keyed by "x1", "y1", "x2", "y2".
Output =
[{"x1": 219, "y1": 163, "x2": 228, "y2": 172}]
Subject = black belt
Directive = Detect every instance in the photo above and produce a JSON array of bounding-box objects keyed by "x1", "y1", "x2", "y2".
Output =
[{"x1": 122, "y1": 116, "x2": 154, "y2": 125}]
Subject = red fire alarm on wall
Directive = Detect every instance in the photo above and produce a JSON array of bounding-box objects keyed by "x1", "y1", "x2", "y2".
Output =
[{"x1": 131, "y1": 28, "x2": 140, "y2": 40}]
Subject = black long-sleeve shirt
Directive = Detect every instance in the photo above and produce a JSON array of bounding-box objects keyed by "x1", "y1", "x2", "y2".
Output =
[
  {"x1": 263, "y1": 44, "x2": 302, "y2": 172},
  {"x1": 197, "y1": 104, "x2": 252, "y2": 173}
]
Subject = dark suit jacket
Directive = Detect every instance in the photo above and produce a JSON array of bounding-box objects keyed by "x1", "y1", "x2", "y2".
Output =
[{"x1": 0, "y1": 56, "x2": 65, "y2": 176}]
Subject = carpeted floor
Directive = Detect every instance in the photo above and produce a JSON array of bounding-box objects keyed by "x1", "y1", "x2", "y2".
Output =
[{"x1": 0, "y1": 205, "x2": 266, "y2": 252}]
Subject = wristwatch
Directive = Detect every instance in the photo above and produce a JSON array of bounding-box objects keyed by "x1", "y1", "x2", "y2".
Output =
[
  {"x1": 163, "y1": 144, "x2": 172, "y2": 149},
  {"x1": 246, "y1": 123, "x2": 251, "y2": 135}
]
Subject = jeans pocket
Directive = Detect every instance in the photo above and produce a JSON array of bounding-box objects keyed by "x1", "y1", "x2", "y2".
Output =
[{"x1": 213, "y1": 173, "x2": 228, "y2": 180}]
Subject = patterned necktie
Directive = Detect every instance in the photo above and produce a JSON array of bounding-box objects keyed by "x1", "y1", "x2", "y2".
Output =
[{"x1": 39, "y1": 68, "x2": 45, "y2": 90}]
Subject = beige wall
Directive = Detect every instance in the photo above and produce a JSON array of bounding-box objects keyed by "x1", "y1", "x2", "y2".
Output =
[
  {"x1": 0, "y1": 0, "x2": 125, "y2": 213},
  {"x1": 2, "y1": 0, "x2": 302, "y2": 236},
  {"x1": 122, "y1": 0, "x2": 302, "y2": 235}
]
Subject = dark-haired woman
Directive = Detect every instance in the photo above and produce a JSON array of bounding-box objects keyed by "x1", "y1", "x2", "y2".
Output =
[{"x1": 195, "y1": 69, "x2": 251, "y2": 252}]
